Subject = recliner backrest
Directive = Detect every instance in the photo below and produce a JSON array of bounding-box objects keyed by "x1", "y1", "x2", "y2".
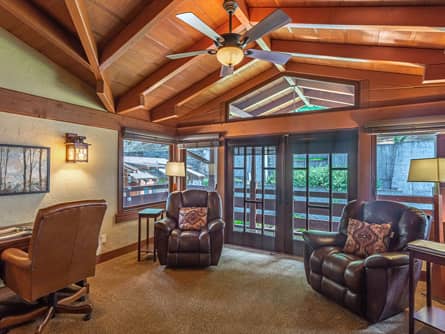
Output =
[
  {"x1": 338, "y1": 200, "x2": 430, "y2": 251},
  {"x1": 28, "y1": 200, "x2": 107, "y2": 299},
  {"x1": 165, "y1": 190, "x2": 222, "y2": 223}
]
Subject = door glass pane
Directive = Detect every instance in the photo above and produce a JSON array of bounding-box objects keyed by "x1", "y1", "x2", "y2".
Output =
[
  {"x1": 232, "y1": 145, "x2": 276, "y2": 237},
  {"x1": 293, "y1": 154, "x2": 306, "y2": 168},
  {"x1": 332, "y1": 153, "x2": 348, "y2": 168},
  {"x1": 308, "y1": 154, "x2": 330, "y2": 205}
]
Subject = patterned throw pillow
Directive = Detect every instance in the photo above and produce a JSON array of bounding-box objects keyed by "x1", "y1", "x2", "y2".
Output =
[
  {"x1": 343, "y1": 218, "x2": 392, "y2": 257},
  {"x1": 178, "y1": 207, "x2": 208, "y2": 231}
]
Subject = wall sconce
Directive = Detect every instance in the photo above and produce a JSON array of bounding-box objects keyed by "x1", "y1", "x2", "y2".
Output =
[{"x1": 65, "y1": 133, "x2": 90, "y2": 163}]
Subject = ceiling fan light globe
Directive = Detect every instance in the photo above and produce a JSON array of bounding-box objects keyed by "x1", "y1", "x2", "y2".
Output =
[{"x1": 216, "y1": 46, "x2": 244, "y2": 66}]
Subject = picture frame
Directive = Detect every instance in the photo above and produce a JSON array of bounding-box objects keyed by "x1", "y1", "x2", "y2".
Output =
[{"x1": 0, "y1": 144, "x2": 50, "y2": 196}]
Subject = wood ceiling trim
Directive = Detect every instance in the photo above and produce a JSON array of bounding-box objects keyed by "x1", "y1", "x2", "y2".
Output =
[
  {"x1": 272, "y1": 40, "x2": 445, "y2": 67},
  {"x1": 149, "y1": 58, "x2": 255, "y2": 122},
  {"x1": 250, "y1": 7, "x2": 445, "y2": 27},
  {"x1": 116, "y1": 18, "x2": 245, "y2": 114},
  {"x1": 235, "y1": 1, "x2": 311, "y2": 106},
  {"x1": 424, "y1": 64, "x2": 445, "y2": 83},
  {"x1": 65, "y1": 0, "x2": 115, "y2": 113},
  {"x1": 179, "y1": 67, "x2": 281, "y2": 120},
  {"x1": 0, "y1": 0, "x2": 90, "y2": 71},
  {"x1": 99, "y1": 0, "x2": 178, "y2": 71},
  {"x1": 234, "y1": 80, "x2": 291, "y2": 109}
]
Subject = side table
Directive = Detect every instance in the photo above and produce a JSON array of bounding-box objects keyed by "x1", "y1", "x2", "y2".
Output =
[
  {"x1": 408, "y1": 239, "x2": 445, "y2": 334},
  {"x1": 137, "y1": 208, "x2": 164, "y2": 262}
]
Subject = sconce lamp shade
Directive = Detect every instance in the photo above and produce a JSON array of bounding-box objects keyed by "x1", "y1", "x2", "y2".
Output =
[
  {"x1": 65, "y1": 133, "x2": 90, "y2": 163},
  {"x1": 165, "y1": 162, "x2": 185, "y2": 177},
  {"x1": 408, "y1": 158, "x2": 445, "y2": 183}
]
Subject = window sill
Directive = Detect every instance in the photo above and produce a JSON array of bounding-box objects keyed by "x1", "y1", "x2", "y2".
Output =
[{"x1": 115, "y1": 201, "x2": 166, "y2": 223}]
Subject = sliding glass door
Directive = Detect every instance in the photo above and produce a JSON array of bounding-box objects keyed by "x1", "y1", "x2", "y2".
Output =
[
  {"x1": 287, "y1": 132, "x2": 357, "y2": 254},
  {"x1": 226, "y1": 131, "x2": 357, "y2": 255}
]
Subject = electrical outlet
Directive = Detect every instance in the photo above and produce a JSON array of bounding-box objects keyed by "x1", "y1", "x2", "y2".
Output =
[{"x1": 100, "y1": 234, "x2": 107, "y2": 244}]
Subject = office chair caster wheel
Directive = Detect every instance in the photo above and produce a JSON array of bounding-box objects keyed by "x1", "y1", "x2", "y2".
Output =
[{"x1": 83, "y1": 313, "x2": 91, "y2": 321}]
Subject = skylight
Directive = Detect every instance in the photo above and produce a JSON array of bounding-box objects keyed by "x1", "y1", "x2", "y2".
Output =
[{"x1": 228, "y1": 76, "x2": 356, "y2": 120}]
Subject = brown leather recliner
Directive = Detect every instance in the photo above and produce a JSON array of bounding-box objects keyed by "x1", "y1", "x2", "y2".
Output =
[
  {"x1": 0, "y1": 200, "x2": 107, "y2": 333},
  {"x1": 155, "y1": 190, "x2": 225, "y2": 267},
  {"x1": 303, "y1": 200, "x2": 431, "y2": 323}
]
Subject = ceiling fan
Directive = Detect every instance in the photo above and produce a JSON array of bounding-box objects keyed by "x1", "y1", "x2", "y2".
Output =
[{"x1": 166, "y1": 0, "x2": 292, "y2": 77}]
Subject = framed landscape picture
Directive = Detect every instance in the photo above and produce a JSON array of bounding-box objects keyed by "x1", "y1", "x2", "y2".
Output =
[{"x1": 0, "y1": 144, "x2": 50, "y2": 196}]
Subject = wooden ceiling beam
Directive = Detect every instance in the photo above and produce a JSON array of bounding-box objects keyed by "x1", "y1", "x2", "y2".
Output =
[
  {"x1": 235, "y1": 81, "x2": 291, "y2": 109},
  {"x1": 309, "y1": 98, "x2": 347, "y2": 109},
  {"x1": 117, "y1": 19, "x2": 245, "y2": 114},
  {"x1": 180, "y1": 67, "x2": 281, "y2": 120},
  {"x1": 235, "y1": 2, "x2": 310, "y2": 107},
  {"x1": 272, "y1": 40, "x2": 445, "y2": 66},
  {"x1": 250, "y1": 7, "x2": 445, "y2": 27},
  {"x1": 250, "y1": 92, "x2": 299, "y2": 116},
  {"x1": 302, "y1": 88, "x2": 355, "y2": 105},
  {"x1": 99, "y1": 0, "x2": 178, "y2": 71},
  {"x1": 0, "y1": 0, "x2": 90, "y2": 71},
  {"x1": 149, "y1": 58, "x2": 255, "y2": 122},
  {"x1": 65, "y1": 0, "x2": 115, "y2": 113},
  {"x1": 295, "y1": 78, "x2": 355, "y2": 96},
  {"x1": 424, "y1": 64, "x2": 445, "y2": 83}
]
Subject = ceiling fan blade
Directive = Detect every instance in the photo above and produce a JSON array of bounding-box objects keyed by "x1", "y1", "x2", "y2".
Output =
[
  {"x1": 166, "y1": 50, "x2": 213, "y2": 60},
  {"x1": 220, "y1": 65, "x2": 234, "y2": 78},
  {"x1": 246, "y1": 49, "x2": 292, "y2": 65},
  {"x1": 176, "y1": 13, "x2": 223, "y2": 43},
  {"x1": 242, "y1": 9, "x2": 291, "y2": 44}
]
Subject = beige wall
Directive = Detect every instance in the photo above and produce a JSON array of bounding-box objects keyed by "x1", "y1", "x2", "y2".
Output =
[
  {"x1": 0, "y1": 111, "x2": 139, "y2": 253},
  {"x1": 0, "y1": 28, "x2": 104, "y2": 111}
]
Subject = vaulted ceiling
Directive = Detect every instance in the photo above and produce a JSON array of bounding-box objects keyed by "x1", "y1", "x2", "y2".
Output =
[{"x1": 1, "y1": 0, "x2": 444, "y2": 128}]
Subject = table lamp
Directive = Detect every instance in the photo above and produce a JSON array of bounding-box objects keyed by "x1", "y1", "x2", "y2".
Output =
[
  {"x1": 165, "y1": 161, "x2": 185, "y2": 192},
  {"x1": 408, "y1": 158, "x2": 445, "y2": 242}
]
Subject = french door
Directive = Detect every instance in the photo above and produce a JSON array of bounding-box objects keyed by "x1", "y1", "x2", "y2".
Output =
[
  {"x1": 226, "y1": 139, "x2": 280, "y2": 251},
  {"x1": 226, "y1": 131, "x2": 357, "y2": 256}
]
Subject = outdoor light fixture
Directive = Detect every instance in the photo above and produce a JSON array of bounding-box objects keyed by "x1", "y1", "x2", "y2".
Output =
[{"x1": 65, "y1": 133, "x2": 90, "y2": 163}]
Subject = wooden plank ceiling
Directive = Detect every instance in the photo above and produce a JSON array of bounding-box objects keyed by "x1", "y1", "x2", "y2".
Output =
[{"x1": 0, "y1": 0, "x2": 444, "y2": 126}]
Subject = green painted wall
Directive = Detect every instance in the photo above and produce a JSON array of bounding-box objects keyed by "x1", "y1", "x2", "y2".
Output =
[{"x1": 0, "y1": 28, "x2": 105, "y2": 111}]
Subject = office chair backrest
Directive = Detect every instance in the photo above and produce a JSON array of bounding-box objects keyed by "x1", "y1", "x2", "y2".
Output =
[{"x1": 28, "y1": 200, "x2": 107, "y2": 299}]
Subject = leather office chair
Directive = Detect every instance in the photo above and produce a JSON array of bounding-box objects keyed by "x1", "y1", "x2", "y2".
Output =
[
  {"x1": 155, "y1": 190, "x2": 225, "y2": 267},
  {"x1": 303, "y1": 200, "x2": 431, "y2": 323},
  {"x1": 0, "y1": 200, "x2": 107, "y2": 333}
]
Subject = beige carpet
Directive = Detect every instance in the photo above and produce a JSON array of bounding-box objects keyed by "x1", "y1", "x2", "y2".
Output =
[{"x1": 9, "y1": 246, "x2": 442, "y2": 334}]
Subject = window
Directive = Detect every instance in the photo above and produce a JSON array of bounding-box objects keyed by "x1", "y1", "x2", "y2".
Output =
[
  {"x1": 376, "y1": 134, "x2": 436, "y2": 211},
  {"x1": 123, "y1": 139, "x2": 170, "y2": 208},
  {"x1": 228, "y1": 75, "x2": 356, "y2": 120},
  {"x1": 185, "y1": 147, "x2": 217, "y2": 191}
]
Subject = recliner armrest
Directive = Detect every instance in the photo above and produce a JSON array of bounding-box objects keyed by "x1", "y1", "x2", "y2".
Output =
[
  {"x1": 154, "y1": 217, "x2": 176, "y2": 234},
  {"x1": 1, "y1": 248, "x2": 31, "y2": 269},
  {"x1": 365, "y1": 252, "x2": 409, "y2": 268},
  {"x1": 302, "y1": 230, "x2": 346, "y2": 249},
  {"x1": 208, "y1": 219, "x2": 225, "y2": 233}
]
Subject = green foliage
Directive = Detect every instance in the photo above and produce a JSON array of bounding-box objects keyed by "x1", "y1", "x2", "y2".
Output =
[{"x1": 293, "y1": 167, "x2": 347, "y2": 192}]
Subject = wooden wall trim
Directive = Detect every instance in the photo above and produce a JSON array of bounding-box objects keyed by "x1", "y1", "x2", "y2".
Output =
[
  {"x1": 0, "y1": 87, "x2": 176, "y2": 136},
  {"x1": 96, "y1": 237, "x2": 152, "y2": 263},
  {"x1": 177, "y1": 99, "x2": 445, "y2": 138}
]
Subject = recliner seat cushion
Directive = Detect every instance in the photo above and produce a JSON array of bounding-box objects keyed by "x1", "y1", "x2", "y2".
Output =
[
  {"x1": 168, "y1": 229, "x2": 210, "y2": 253},
  {"x1": 322, "y1": 252, "x2": 362, "y2": 286}
]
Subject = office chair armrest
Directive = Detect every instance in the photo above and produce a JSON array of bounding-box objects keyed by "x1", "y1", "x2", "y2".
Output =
[
  {"x1": 154, "y1": 217, "x2": 176, "y2": 234},
  {"x1": 365, "y1": 252, "x2": 409, "y2": 268},
  {"x1": 208, "y1": 219, "x2": 225, "y2": 233},
  {"x1": 1, "y1": 248, "x2": 31, "y2": 269},
  {"x1": 302, "y1": 230, "x2": 346, "y2": 250}
]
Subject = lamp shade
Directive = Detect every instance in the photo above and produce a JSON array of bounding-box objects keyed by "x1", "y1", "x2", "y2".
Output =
[
  {"x1": 165, "y1": 162, "x2": 185, "y2": 177},
  {"x1": 408, "y1": 158, "x2": 445, "y2": 182}
]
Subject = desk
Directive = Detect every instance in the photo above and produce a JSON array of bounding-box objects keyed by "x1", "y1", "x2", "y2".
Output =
[
  {"x1": 408, "y1": 240, "x2": 445, "y2": 334},
  {"x1": 137, "y1": 208, "x2": 164, "y2": 262}
]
